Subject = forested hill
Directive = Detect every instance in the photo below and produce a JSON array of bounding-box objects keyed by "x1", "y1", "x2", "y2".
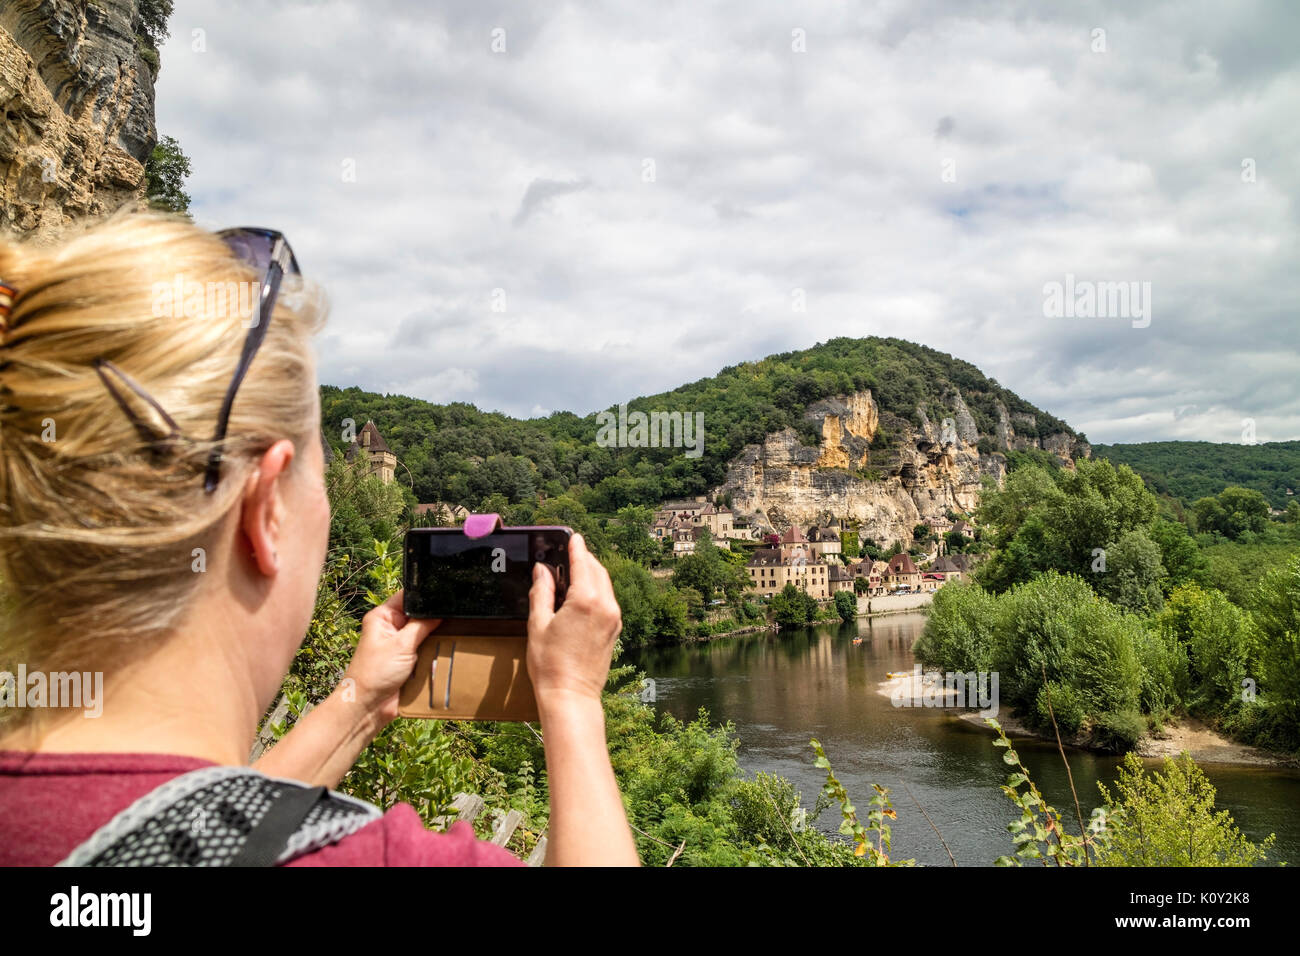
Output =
[
  {"x1": 1091, "y1": 440, "x2": 1300, "y2": 510},
  {"x1": 320, "y1": 336, "x2": 1079, "y2": 509}
]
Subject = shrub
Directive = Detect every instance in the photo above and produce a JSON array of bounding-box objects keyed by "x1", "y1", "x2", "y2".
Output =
[
  {"x1": 1253, "y1": 555, "x2": 1300, "y2": 718},
  {"x1": 913, "y1": 580, "x2": 999, "y2": 673},
  {"x1": 1091, "y1": 709, "x2": 1147, "y2": 751},
  {"x1": 834, "y1": 589, "x2": 856, "y2": 622},
  {"x1": 1154, "y1": 584, "x2": 1253, "y2": 714},
  {"x1": 989, "y1": 573, "x2": 1152, "y2": 748},
  {"x1": 771, "y1": 584, "x2": 809, "y2": 625},
  {"x1": 1096, "y1": 752, "x2": 1276, "y2": 866},
  {"x1": 1035, "y1": 681, "x2": 1086, "y2": 735},
  {"x1": 1130, "y1": 623, "x2": 1188, "y2": 720}
]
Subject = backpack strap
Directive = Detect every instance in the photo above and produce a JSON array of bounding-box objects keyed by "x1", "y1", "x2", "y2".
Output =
[
  {"x1": 228, "y1": 784, "x2": 327, "y2": 867},
  {"x1": 56, "y1": 765, "x2": 383, "y2": 867}
]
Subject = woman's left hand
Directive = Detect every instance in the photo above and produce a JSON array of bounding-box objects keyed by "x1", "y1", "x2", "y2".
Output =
[{"x1": 341, "y1": 590, "x2": 440, "y2": 726}]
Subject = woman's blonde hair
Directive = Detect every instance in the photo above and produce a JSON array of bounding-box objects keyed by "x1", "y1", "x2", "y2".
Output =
[{"x1": 0, "y1": 211, "x2": 326, "y2": 679}]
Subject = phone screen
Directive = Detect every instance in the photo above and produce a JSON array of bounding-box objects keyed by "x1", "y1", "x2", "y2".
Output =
[{"x1": 403, "y1": 527, "x2": 570, "y2": 619}]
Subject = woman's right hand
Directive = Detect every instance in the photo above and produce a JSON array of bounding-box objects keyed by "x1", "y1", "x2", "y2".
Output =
[
  {"x1": 526, "y1": 532, "x2": 622, "y2": 707},
  {"x1": 525, "y1": 532, "x2": 639, "y2": 864}
]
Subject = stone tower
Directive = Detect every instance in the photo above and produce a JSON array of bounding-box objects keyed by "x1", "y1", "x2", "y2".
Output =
[{"x1": 345, "y1": 420, "x2": 397, "y2": 484}]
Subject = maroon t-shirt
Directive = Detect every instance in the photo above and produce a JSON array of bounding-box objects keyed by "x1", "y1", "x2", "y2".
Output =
[{"x1": 0, "y1": 751, "x2": 524, "y2": 867}]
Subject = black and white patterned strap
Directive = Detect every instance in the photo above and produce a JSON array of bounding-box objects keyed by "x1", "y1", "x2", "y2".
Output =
[{"x1": 56, "y1": 766, "x2": 383, "y2": 867}]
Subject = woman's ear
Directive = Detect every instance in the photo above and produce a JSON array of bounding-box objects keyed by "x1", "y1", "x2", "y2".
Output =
[{"x1": 240, "y1": 439, "x2": 297, "y2": 577}]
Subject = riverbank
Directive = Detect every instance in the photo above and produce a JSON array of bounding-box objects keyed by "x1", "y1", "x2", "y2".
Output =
[
  {"x1": 858, "y1": 592, "x2": 934, "y2": 616},
  {"x1": 655, "y1": 601, "x2": 931, "y2": 647},
  {"x1": 875, "y1": 672, "x2": 1296, "y2": 768},
  {"x1": 675, "y1": 623, "x2": 777, "y2": 643}
]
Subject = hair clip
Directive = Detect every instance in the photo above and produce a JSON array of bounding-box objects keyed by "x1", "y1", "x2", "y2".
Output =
[
  {"x1": 92, "y1": 357, "x2": 191, "y2": 455},
  {"x1": 0, "y1": 282, "x2": 16, "y2": 331}
]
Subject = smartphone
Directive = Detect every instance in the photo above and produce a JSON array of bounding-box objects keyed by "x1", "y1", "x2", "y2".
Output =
[{"x1": 403, "y1": 526, "x2": 571, "y2": 620}]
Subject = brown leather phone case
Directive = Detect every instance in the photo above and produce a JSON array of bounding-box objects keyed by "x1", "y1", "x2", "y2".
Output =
[
  {"x1": 397, "y1": 620, "x2": 538, "y2": 721},
  {"x1": 398, "y1": 513, "x2": 555, "y2": 722}
]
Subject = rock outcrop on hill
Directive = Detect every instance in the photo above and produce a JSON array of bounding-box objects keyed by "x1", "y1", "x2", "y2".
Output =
[
  {"x1": 719, "y1": 388, "x2": 1089, "y2": 547},
  {"x1": 0, "y1": 0, "x2": 155, "y2": 234}
]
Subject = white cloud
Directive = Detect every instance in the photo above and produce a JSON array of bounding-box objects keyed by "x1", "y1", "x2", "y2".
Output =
[{"x1": 157, "y1": 0, "x2": 1300, "y2": 443}]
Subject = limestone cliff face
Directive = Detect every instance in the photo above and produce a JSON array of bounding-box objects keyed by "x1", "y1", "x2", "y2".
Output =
[
  {"x1": 0, "y1": 0, "x2": 156, "y2": 234},
  {"x1": 719, "y1": 388, "x2": 1087, "y2": 547}
]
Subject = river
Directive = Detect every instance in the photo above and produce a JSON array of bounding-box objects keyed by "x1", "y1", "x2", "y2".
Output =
[{"x1": 622, "y1": 612, "x2": 1300, "y2": 866}]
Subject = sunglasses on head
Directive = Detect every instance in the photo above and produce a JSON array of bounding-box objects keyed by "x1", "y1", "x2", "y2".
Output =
[{"x1": 94, "y1": 226, "x2": 302, "y2": 493}]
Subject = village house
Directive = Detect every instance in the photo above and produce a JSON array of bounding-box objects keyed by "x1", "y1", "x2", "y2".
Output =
[
  {"x1": 886, "y1": 553, "x2": 922, "y2": 592},
  {"x1": 671, "y1": 527, "x2": 696, "y2": 555},
  {"x1": 414, "y1": 501, "x2": 469, "y2": 524},
  {"x1": 920, "y1": 572, "x2": 946, "y2": 593},
  {"x1": 780, "y1": 525, "x2": 808, "y2": 547},
  {"x1": 696, "y1": 503, "x2": 734, "y2": 538},
  {"x1": 931, "y1": 555, "x2": 966, "y2": 582},
  {"x1": 653, "y1": 498, "x2": 737, "y2": 540},
  {"x1": 746, "y1": 542, "x2": 830, "y2": 599},
  {"x1": 692, "y1": 525, "x2": 731, "y2": 550},
  {"x1": 828, "y1": 565, "x2": 855, "y2": 595},
  {"x1": 925, "y1": 515, "x2": 954, "y2": 536},
  {"x1": 653, "y1": 512, "x2": 691, "y2": 541},
  {"x1": 808, "y1": 527, "x2": 843, "y2": 559},
  {"x1": 846, "y1": 558, "x2": 887, "y2": 596}
]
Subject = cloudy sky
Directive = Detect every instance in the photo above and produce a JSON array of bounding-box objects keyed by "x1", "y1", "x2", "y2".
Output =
[{"x1": 157, "y1": 0, "x2": 1299, "y2": 445}]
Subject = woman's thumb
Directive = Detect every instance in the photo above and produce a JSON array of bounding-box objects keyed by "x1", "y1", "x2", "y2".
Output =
[{"x1": 528, "y1": 561, "x2": 557, "y2": 635}]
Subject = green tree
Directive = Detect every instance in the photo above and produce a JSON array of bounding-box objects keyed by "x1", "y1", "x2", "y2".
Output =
[
  {"x1": 1252, "y1": 555, "x2": 1300, "y2": 727},
  {"x1": 1154, "y1": 585, "x2": 1253, "y2": 713},
  {"x1": 913, "y1": 580, "x2": 1000, "y2": 673},
  {"x1": 771, "y1": 584, "x2": 810, "y2": 626},
  {"x1": 1097, "y1": 528, "x2": 1166, "y2": 614},
  {"x1": 977, "y1": 459, "x2": 1158, "y2": 593},
  {"x1": 144, "y1": 135, "x2": 192, "y2": 214},
  {"x1": 1096, "y1": 752, "x2": 1275, "y2": 866},
  {"x1": 672, "y1": 551, "x2": 717, "y2": 600},
  {"x1": 607, "y1": 554, "x2": 658, "y2": 649},
  {"x1": 1148, "y1": 518, "x2": 1204, "y2": 594},
  {"x1": 994, "y1": 572, "x2": 1147, "y2": 749},
  {"x1": 134, "y1": 0, "x2": 174, "y2": 77},
  {"x1": 834, "y1": 589, "x2": 856, "y2": 622},
  {"x1": 137, "y1": 0, "x2": 174, "y2": 48},
  {"x1": 1193, "y1": 486, "x2": 1271, "y2": 540},
  {"x1": 944, "y1": 529, "x2": 972, "y2": 553},
  {"x1": 652, "y1": 587, "x2": 690, "y2": 640},
  {"x1": 611, "y1": 504, "x2": 659, "y2": 565}
]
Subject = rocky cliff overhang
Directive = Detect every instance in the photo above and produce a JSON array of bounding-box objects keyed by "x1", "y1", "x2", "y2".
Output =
[
  {"x1": 1, "y1": 0, "x2": 156, "y2": 233},
  {"x1": 717, "y1": 388, "x2": 1085, "y2": 548}
]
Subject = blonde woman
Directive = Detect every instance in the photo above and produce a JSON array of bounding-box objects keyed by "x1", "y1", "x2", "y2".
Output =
[{"x1": 0, "y1": 214, "x2": 638, "y2": 867}]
